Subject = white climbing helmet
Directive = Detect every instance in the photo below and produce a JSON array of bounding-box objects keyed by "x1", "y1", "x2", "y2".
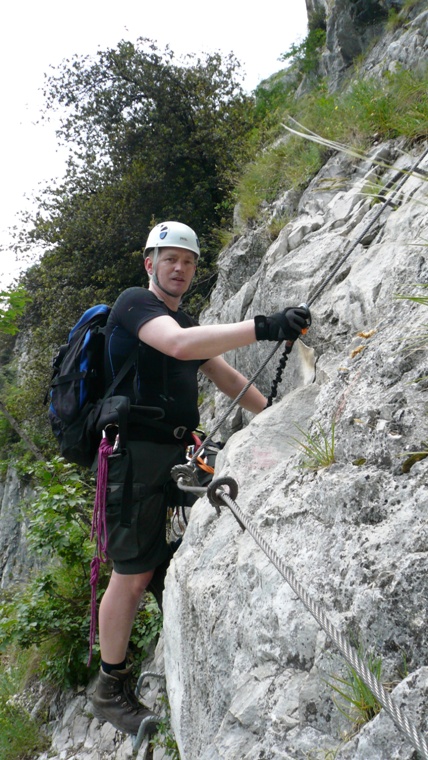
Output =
[{"x1": 144, "y1": 221, "x2": 200, "y2": 258}]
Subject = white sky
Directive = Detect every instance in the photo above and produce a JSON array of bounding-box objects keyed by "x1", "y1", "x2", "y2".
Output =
[{"x1": 1, "y1": 0, "x2": 307, "y2": 288}]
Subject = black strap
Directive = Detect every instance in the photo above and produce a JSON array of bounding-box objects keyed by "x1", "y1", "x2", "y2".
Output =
[
  {"x1": 48, "y1": 347, "x2": 138, "y2": 395},
  {"x1": 52, "y1": 370, "x2": 89, "y2": 386},
  {"x1": 127, "y1": 407, "x2": 192, "y2": 445},
  {"x1": 120, "y1": 447, "x2": 134, "y2": 528},
  {"x1": 101, "y1": 348, "x2": 139, "y2": 402}
]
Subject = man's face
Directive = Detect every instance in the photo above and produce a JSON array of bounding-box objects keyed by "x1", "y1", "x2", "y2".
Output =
[{"x1": 152, "y1": 247, "x2": 197, "y2": 296}]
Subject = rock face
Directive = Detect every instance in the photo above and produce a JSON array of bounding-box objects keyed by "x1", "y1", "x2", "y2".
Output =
[
  {"x1": 32, "y1": 648, "x2": 169, "y2": 760},
  {"x1": 305, "y1": 0, "x2": 427, "y2": 90},
  {"x1": 163, "y1": 140, "x2": 428, "y2": 757},
  {"x1": 0, "y1": 467, "x2": 37, "y2": 588}
]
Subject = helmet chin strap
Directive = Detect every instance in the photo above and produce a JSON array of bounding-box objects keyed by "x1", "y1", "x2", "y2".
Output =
[{"x1": 151, "y1": 247, "x2": 179, "y2": 299}]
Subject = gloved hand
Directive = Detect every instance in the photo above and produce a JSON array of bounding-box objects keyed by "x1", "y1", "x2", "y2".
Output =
[{"x1": 254, "y1": 306, "x2": 311, "y2": 342}]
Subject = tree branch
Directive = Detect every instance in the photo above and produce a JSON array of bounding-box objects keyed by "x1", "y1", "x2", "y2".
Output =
[{"x1": 0, "y1": 399, "x2": 44, "y2": 461}]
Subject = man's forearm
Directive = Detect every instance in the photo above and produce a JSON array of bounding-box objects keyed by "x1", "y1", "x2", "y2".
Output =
[
  {"x1": 236, "y1": 384, "x2": 267, "y2": 414},
  {"x1": 139, "y1": 317, "x2": 257, "y2": 360},
  {"x1": 217, "y1": 366, "x2": 267, "y2": 414}
]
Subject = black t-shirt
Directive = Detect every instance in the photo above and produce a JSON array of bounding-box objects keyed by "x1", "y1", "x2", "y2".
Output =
[{"x1": 104, "y1": 287, "x2": 205, "y2": 431}]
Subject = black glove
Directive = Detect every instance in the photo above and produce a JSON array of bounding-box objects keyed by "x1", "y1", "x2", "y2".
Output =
[{"x1": 254, "y1": 306, "x2": 311, "y2": 342}]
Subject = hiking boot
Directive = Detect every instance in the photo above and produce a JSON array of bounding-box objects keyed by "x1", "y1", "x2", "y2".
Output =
[{"x1": 91, "y1": 666, "x2": 160, "y2": 735}]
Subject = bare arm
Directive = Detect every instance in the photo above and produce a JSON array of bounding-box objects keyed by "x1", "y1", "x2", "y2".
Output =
[
  {"x1": 201, "y1": 356, "x2": 267, "y2": 414},
  {"x1": 138, "y1": 315, "x2": 257, "y2": 360}
]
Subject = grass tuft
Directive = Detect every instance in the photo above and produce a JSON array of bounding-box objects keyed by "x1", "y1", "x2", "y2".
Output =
[
  {"x1": 240, "y1": 66, "x2": 428, "y2": 226},
  {"x1": 292, "y1": 421, "x2": 336, "y2": 470},
  {"x1": 327, "y1": 649, "x2": 383, "y2": 734}
]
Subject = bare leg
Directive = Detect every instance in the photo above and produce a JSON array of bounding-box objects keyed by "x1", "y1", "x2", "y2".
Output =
[
  {"x1": 92, "y1": 567, "x2": 160, "y2": 734},
  {"x1": 99, "y1": 569, "x2": 154, "y2": 663}
]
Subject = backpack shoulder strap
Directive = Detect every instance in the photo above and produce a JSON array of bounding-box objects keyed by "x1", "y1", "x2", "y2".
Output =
[{"x1": 101, "y1": 346, "x2": 139, "y2": 402}]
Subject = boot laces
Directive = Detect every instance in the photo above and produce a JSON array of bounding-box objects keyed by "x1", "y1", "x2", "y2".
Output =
[{"x1": 122, "y1": 675, "x2": 145, "y2": 713}]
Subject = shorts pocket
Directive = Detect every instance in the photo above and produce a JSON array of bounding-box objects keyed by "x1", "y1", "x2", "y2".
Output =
[
  {"x1": 106, "y1": 490, "x2": 167, "y2": 562},
  {"x1": 104, "y1": 440, "x2": 185, "y2": 563}
]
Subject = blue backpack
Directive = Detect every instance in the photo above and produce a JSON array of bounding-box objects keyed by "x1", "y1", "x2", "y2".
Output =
[{"x1": 47, "y1": 304, "x2": 136, "y2": 467}]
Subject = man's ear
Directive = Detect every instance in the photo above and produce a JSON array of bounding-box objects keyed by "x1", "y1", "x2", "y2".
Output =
[{"x1": 144, "y1": 256, "x2": 154, "y2": 276}]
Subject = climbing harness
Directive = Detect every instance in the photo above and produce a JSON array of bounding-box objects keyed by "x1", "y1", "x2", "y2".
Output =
[{"x1": 169, "y1": 141, "x2": 428, "y2": 757}]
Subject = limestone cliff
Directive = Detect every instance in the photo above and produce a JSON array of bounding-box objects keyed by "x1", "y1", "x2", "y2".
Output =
[
  {"x1": 162, "y1": 6, "x2": 428, "y2": 760},
  {"x1": 165, "y1": 138, "x2": 428, "y2": 758}
]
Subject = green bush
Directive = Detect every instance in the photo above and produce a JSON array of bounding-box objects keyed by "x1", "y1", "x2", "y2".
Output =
[
  {"x1": 279, "y1": 8, "x2": 327, "y2": 79},
  {"x1": 0, "y1": 458, "x2": 99, "y2": 686},
  {"x1": 0, "y1": 457, "x2": 164, "y2": 688},
  {"x1": 236, "y1": 137, "x2": 324, "y2": 223}
]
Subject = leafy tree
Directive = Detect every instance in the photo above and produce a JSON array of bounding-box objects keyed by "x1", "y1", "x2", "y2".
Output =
[
  {"x1": 0, "y1": 285, "x2": 45, "y2": 460},
  {"x1": 23, "y1": 39, "x2": 254, "y2": 326},
  {"x1": 279, "y1": 27, "x2": 326, "y2": 77},
  {"x1": 0, "y1": 458, "x2": 162, "y2": 687},
  {"x1": 0, "y1": 286, "x2": 31, "y2": 336},
  {"x1": 15, "y1": 39, "x2": 255, "y2": 447}
]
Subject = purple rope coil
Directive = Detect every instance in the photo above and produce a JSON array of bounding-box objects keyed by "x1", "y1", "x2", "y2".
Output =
[{"x1": 88, "y1": 437, "x2": 113, "y2": 665}]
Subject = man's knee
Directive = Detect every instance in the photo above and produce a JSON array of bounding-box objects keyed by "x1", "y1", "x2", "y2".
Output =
[{"x1": 110, "y1": 569, "x2": 154, "y2": 599}]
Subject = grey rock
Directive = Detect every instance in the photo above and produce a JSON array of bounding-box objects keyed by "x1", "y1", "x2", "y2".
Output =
[{"x1": 163, "y1": 138, "x2": 428, "y2": 759}]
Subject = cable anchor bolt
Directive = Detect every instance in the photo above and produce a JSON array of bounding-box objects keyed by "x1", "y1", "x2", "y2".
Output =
[
  {"x1": 207, "y1": 476, "x2": 244, "y2": 529},
  {"x1": 171, "y1": 463, "x2": 199, "y2": 488}
]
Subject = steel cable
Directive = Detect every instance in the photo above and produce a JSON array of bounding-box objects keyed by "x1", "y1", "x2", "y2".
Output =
[
  {"x1": 212, "y1": 484, "x2": 428, "y2": 760},
  {"x1": 188, "y1": 339, "x2": 283, "y2": 465},
  {"x1": 306, "y1": 142, "x2": 428, "y2": 308}
]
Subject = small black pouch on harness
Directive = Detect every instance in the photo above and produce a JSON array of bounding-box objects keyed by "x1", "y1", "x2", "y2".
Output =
[
  {"x1": 96, "y1": 402, "x2": 189, "y2": 537},
  {"x1": 96, "y1": 395, "x2": 131, "y2": 448}
]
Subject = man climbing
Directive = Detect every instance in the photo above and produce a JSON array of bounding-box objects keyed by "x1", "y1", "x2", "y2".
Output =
[{"x1": 91, "y1": 221, "x2": 310, "y2": 735}]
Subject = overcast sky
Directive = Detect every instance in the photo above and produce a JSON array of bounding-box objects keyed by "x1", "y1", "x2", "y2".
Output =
[{"x1": 1, "y1": 0, "x2": 308, "y2": 288}]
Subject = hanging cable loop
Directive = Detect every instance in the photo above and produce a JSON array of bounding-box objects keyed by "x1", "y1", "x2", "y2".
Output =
[
  {"x1": 170, "y1": 462, "x2": 208, "y2": 497},
  {"x1": 171, "y1": 462, "x2": 199, "y2": 487}
]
